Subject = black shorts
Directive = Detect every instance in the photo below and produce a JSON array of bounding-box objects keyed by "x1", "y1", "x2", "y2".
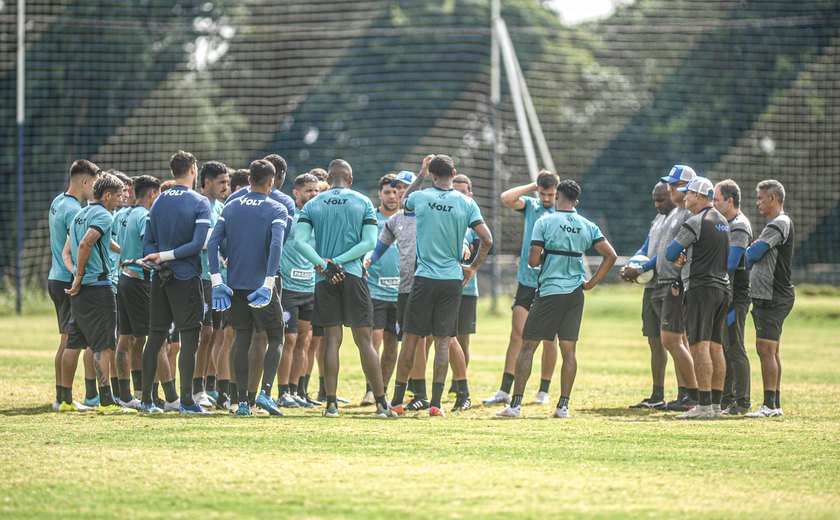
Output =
[
  {"x1": 312, "y1": 274, "x2": 373, "y2": 328},
  {"x1": 512, "y1": 283, "x2": 538, "y2": 310},
  {"x1": 67, "y1": 284, "x2": 117, "y2": 352},
  {"x1": 522, "y1": 286, "x2": 584, "y2": 341},
  {"x1": 641, "y1": 287, "x2": 661, "y2": 338},
  {"x1": 282, "y1": 290, "x2": 315, "y2": 334},
  {"x1": 168, "y1": 323, "x2": 179, "y2": 344},
  {"x1": 396, "y1": 292, "x2": 410, "y2": 340},
  {"x1": 117, "y1": 274, "x2": 150, "y2": 336},
  {"x1": 372, "y1": 299, "x2": 398, "y2": 334},
  {"x1": 228, "y1": 288, "x2": 284, "y2": 332},
  {"x1": 457, "y1": 295, "x2": 478, "y2": 336},
  {"x1": 312, "y1": 326, "x2": 324, "y2": 337},
  {"x1": 684, "y1": 285, "x2": 728, "y2": 345},
  {"x1": 751, "y1": 298, "x2": 794, "y2": 342},
  {"x1": 48, "y1": 279, "x2": 72, "y2": 333},
  {"x1": 404, "y1": 276, "x2": 462, "y2": 338},
  {"x1": 150, "y1": 275, "x2": 205, "y2": 332},
  {"x1": 651, "y1": 283, "x2": 685, "y2": 334}
]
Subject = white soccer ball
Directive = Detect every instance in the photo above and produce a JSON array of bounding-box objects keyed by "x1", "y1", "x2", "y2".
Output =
[{"x1": 626, "y1": 255, "x2": 654, "y2": 284}]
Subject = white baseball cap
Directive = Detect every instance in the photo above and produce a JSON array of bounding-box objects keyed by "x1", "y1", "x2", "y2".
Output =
[{"x1": 677, "y1": 176, "x2": 714, "y2": 198}]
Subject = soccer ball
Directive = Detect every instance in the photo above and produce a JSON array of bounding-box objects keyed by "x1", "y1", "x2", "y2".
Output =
[{"x1": 625, "y1": 255, "x2": 654, "y2": 284}]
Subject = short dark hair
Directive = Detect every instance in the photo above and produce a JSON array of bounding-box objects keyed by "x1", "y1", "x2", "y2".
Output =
[
  {"x1": 310, "y1": 168, "x2": 328, "y2": 181},
  {"x1": 133, "y1": 175, "x2": 161, "y2": 199},
  {"x1": 230, "y1": 169, "x2": 250, "y2": 192},
  {"x1": 428, "y1": 155, "x2": 455, "y2": 178},
  {"x1": 379, "y1": 173, "x2": 396, "y2": 190},
  {"x1": 69, "y1": 159, "x2": 99, "y2": 178},
  {"x1": 716, "y1": 179, "x2": 741, "y2": 208},
  {"x1": 109, "y1": 170, "x2": 132, "y2": 187},
  {"x1": 536, "y1": 170, "x2": 560, "y2": 190},
  {"x1": 249, "y1": 159, "x2": 276, "y2": 186},
  {"x1": 453, "y1": 174, "x2": 472, "y2": 191},
  {"x1": 557, "y1": 179, "x2": 581, "y2": 202},
  {"x1": 264, "y1": 154, "x2": 287, "y2": 187},
  {"x1": 200, "y1": 161, "x2": 229, "y2": 188},
  {"x1": 170, "y1": 150, "x2": 197, "y2": 179},
  {"x1": 93, "y1": 172, "x2": 124, "y2": 200},
  {"x1": 294, "y1": 173, "x2": 319, "y2": 188},
  {"x1": 757, "y1": 179, "x2": 785, "y2": 204}
]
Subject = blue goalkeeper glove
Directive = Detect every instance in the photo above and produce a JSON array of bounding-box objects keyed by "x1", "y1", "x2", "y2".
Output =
[
  {"x1": 210, "y1": 273, "x2": 232, "y2": 311},
  {"x1": 247, "y1": 276, "x2": 275, "y2": 309}
]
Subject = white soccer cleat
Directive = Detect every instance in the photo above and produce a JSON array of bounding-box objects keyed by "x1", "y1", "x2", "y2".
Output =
[
  {"x1": 496, "y1": 405, "x2": 521, "y2": 418},
  {"x1": 676, "y1": 404, "x2": 715, "y2": 420},
  {"x1": 712, "y1": 404, "x2": 723, "y2": 419},
  {"x1": 776, "y1": 407, "x2": 784, "y2": 416},
  {"x1": 118, "y1": 397, "x2": 142, "y2": 410},
  {"x1": 194, "y1": 392, "x2": 214, "y2": 408},
  {"x1": 359, "y1": 390, "x2": 376, "y2": 407},
  {"x1": 553, "y1": 406, "x2": 570, "y2": 419},
  {"x1": 535, "y1": 391, "x2": 550, "y2": 405},
  {"x1": 52, "y1": 399, "x2": 61, "y2": 411},
  {"x1": 163, "y1": 398, "x2": 181, "y2": 412},
  {"x1": 482, "y1": 390, "x2": 511, "y2": 406},
  {"x1": 745, "y1": 404, "x2": 779, "y2": 418}
]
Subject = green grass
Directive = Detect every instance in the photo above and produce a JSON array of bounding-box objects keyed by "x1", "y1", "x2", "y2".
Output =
[{"x1": 1, "y1": 285, "x2": 839, "y2": 519}]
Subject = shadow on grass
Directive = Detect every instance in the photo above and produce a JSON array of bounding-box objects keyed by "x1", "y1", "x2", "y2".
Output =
[
  {"x1": 578, "y1": 407, "x2": 673, "y2": 421},
  {"x1": 0, "y1": 404, "x2": 55, "y2": 416}
]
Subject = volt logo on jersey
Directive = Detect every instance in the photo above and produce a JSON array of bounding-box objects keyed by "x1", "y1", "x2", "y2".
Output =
[
  {"x1": 559, "y1": 225, "x2": 582, "y2": 234},
  {"x1": 427, "y1": 202, "x2": 454, "y2": 212},
  {"x1": 238, "y1": 198, "x2": 264, "y2": 206},
  {"x1": 323, "y1": 198, "x2": 348, "y2": 205},
  {"x1": 161, "y1": 190, "x2": 185, "y2": 197}
]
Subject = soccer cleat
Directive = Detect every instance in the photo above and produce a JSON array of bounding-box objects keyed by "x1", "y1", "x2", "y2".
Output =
[
  {"x1": 482, "y1": 390, "x2": 511, "y2": 406},
  {"x1": 99, "y1": 403, "x2": 138, "y2": 414},
  {"x1": 206, "y1": 390, "x2": 219, "y2": 402},
  {"x1": 292, "y1": 394, "x2": 315, "y2": 408},
  {"x1": 236, "y1": 402, "x2": 253, "y2": 416},
  {"x1": 405, "y1": 397, "x2": 430, "y2": 412},
  {"x1": 553, "y1": 406, "x2": 571, "y2": 419},
  {"x1": 630, "y1": 397, "x2": 666, "y2": 409},
  {"x1": 72, "y1": 401, "x2": 93, "y2": 411},
  {"x1": 447, "y1": 383, "x2": 457, "y2": 399},
  {"x1": 711, "y1": 404, "x2": 723, "y2": 419},
  {"x1": 256, "y1": 391, "x2": 285, "y2": 416},
  {"x1": 194, "y1": 392, "x2": 214, "y2": 408},
  {"x1": 58, "y1": 401, "x2": 79, "y2": 412},
  {"x1": 535, "y1": 391, "x2": 550, "y2": 405},
  {"x1": 139, "y1": 401, "x2": 164, "y2": 413},
  {"x1": 722, "y1": 403, "x2": 751, "y2": 416},
  {"x1": 391, "y1": 404, "x2": 405, "y2": 416},
  {"x1": 179, "y1": 402, "x2": 211, "y2": 414},
  {"x1": 451, "y1": 396, "x2": 472, "y2": 412},
  {"x1": 375, "y1": 403, "x2": 398, "y2": 418},
  {"x1": 336, "y1": 396, "x2": 350, "y2": 404},
  {"x1": 666, "y1": 396, "x2": 697, "y2": 412},
  {"x1": 215, "y1": 393, "x2": 232, "y2": 411},
  {"x1": 496, "y1": 405, "x2": 521, "y2": 418},
  {"x1": 428, "y1": 406, "x2": 446, "y2": 417},
  {"x1": 52, "y1": 399, "x2": 61, "y2": 411},
  {"x1": 745, "y1": 405, "x2": 779, "y2": 418},
  {"x1": 316, "y1": 390, "x2": 327, "y2": 403},
  {"x1": 359, "y1": 390, "x2": 376, "y2": 407},
  {"x1": 776, "y1": 407, "x2": 784, "y2": 417},
  {"x1": 83, "y1": 395, "x2": 100, "y2": 407},
  {"x1": 323, "y1": 402, "x2": 339, "y2": 418},
  {"x1": 675, "y1": 404, "x2": 715, "y2": 420},
  {"x1": 163, "y1": 399, "x2": 181, "y2": 412},
  {"x1": 153, "y1": 398, "x2": 167, "y2": 410},
  {"x1": 277, "y1": 393, "x2": 300, "y2": 408},
  {"x1": 133, "y1": 390, "x2": 143, "y2": 400},
  {"x1": 254, "y1": 407, "x2": 269, "y2": 415},
  {"x1": 118, "y1": 397, "x2": 142, "y2": 410},
  {"x1": 304, "y1": 393, "x2": 322, "y2": 407}
]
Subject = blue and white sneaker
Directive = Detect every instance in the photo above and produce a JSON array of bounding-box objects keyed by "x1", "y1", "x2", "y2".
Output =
[
  {"x1": 292, "y1": 393, "x2": 315, "y2": 408},
  {"x1": 206, "y1": 390, "x2": 219, "y2": 402},
  {"x1": 256, "y1": 391, "x2": 285, "y2": 416},
  {"x1": 277, "y1": 392, "x2": 300, "y2": 408},
  {"x1": 83, "y1": 395, "x2": 100, "y2": 407},
  {"x1": 139, "y1": 401, "x2": 164, "y2": 413},
  {"x1": 236, "y1": 402, "x2": 253, "y2": 416},
  {"x1": 180, "y1": 401, "x2": 211, "y2": 414}
]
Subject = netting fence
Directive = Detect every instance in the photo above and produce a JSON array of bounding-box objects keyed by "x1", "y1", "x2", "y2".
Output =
[{"x1": 2, "y1": 0, "x2": 839, "y2": 303}]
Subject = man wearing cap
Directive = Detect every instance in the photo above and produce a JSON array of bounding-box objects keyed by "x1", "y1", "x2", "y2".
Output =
[{"x1": 665, "y1": 176, "x2": 730, "y2": 420}]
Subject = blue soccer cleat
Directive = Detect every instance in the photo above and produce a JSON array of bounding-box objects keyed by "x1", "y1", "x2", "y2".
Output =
[
  {"x1": 180, "y1": 401, "x2": 211, "y2": 415},
  {"x1": 139, "y1": 401, "x2": 164, "y2": 414},
  {"x1": 256, "y1": 391, "x2": 285, "y2": 416},
  {"x1": 83, "y1": 395, "x2": 100, "y2": 407},
  {"x1": 236, "y1": 402, "x2": 253, "y2": 416}
]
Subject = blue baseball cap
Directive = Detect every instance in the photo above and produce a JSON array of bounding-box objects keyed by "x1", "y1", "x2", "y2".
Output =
[
  {"x1": 677, "y1": 176, "x2": 714, "y2": 198},
  {"x1": 661, "y1": 164, "x2": 697, "y2": 184},
  {"x1": 391, "y1": 170, "x2": 416, "y2": 187}
]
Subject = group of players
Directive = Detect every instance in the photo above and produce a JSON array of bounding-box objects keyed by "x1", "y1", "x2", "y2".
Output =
[{"x1": 46, "y1": 150, "x2": 792, "y2": 420}]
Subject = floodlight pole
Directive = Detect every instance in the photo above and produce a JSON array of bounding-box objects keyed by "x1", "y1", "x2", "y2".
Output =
[
  {"x1": 490, "y1": 0, "x2": 501, "y2": 313},
  {"x1": 16, "y1": 0, "x2": 25, "y2": 315}
]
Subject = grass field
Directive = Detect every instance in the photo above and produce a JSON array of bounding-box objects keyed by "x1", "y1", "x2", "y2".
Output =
[{"x1": 1, "y1": 285, "x2": 839, "y2": 519}]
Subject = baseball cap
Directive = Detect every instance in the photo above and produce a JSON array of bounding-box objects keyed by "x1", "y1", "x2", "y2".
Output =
[
  {"x1": 391, "y1": 170, "x2": 416, "y2": 187},
  {"x1": 661, "y1": 164, "x2": 697, "y2": 184},
  {"x1": 677, "y1": 176, "x2": 714, "y2": 197}
]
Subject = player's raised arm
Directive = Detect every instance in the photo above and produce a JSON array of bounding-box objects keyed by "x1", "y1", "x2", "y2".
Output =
[
  {"x1": 500, "y1": 181, "x2": 536, "y2": 211},
  {"x1": 401, "y1": 154, "x2": 433, "y2": 208}
]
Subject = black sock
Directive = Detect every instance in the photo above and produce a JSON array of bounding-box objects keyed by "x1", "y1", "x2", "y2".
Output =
[
  {"x1": 455, "y1": 379, "x2": 470, "y2": 397},
  {"x1": 318, "y1": 376, "x2": 326, "y2": 395},
  {"x1": 279, "y1": 384, "x2": 289, "y2": 396},
  {"x1": 263, "y1": 383, "x2": 275, "y2": 396},
  {"x1": 327, "y1": 395, "x2": 337, "y2": 407},
  {"x1": 131, "y1": 370, "x2": 142, "y2": 394},
  {"x1": 162, "y1": 380, "x2": 178, "y2": 403},
  {"x1": 699, "y1": 391, "x2": 712, "y2": 406},
  {"x1": 511, "y1": 394, "x2": 523, "y2": 408},
  {"x1": 55, "y1": 384, "x2": 62, "y2": 402},
  {"x1": 375, "y1": 394, "x2": 389, "y2": 409},
  {"x1": 652, "y1": 385, "x2": 665, "y2": 401},
  {"x1": 686, "y1": 388, "x2": 700, "y2": 402},
  {"x1": 300, "y1": 375, "x2": 308, "y2": 395},
  {"x1": 110, "y1": 377, "x2": 119, "y2": 399},
  {"x1": 289, "y1": 383, "x2": 298, "y2": 396},
  {"x1": 206, "y1": 375, "x2": 217, "y2": 392},
  {"x1": 407, "y1": 378, "x2": 416, "y2": 394},
  {"x1": 775, "y1": 390, "x2": 781, "y2": 409},
  {"x1": 365, "y1": 382, "x2": 372, "y2": 393},
  {"x1": 99, "y1": 386, "x2": 115, "y2": 406},
  {"x1": 557, "y1": 395, "x2": 570, "y2": 409},
  {"x1": 539, "y1": 378, "x2": 551, "y2": 393},
  {"x1": 764, "y1": 390, "x2": 776, "y2": 409},
  {"x1": 219, "y1": 380, "x2": 230, "y2": 397},
  {"x1": 415, "y1": 379, "x2": 427, "y2": 400},
  {"x1": 61, "y1": 386, "x2": 73, "y2": 405},
  {"x1": 677, "y1": 386, "x2": 687, "y2": 400},
  {"x1": 193, "y1": 377, "x2": 204, "y2": 395},
  {"x1": 711, "y1": 389, "x2": 723, "y2": 405},
  {"x1": 248, "y1": 391, "x2": 257, "y2": 407},
  {"x1": 501, "y1": 372, "x2": 514, "y2": 394},
  {"x1": 391, "y1": 381, "x2": 407, "y2": 407},
  {"x1": 152, "y1": 382, "x2": 161, "y2": 402},
  {"x1": 430, "y1": 382, "x2": 445, "y2": 409},
  {"x1": 230, "y1": 382, "x2": 238, "y2": 402},
  {"x1": 119, "y1": 379, "x2": 132, "y2": 402},
  {"x1": 85, "y1": 378, "x2": 98, "y2": 399}
]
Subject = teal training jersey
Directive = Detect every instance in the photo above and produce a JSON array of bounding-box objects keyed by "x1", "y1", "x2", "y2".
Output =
[
  {"x1": 405, "y1": 187, "x2": 484, "y2": 281},
  {"x1": 48, "y1": 193, "x2": 82, "y2": 282},
  {"x1": 201, "y1": 199, "x2": 224, "y2": 281},
  {"x1": 462, "y1": 227, "x2": 479, "y2": 297},
  {"x1": 516, "y1": 196, "x2": 555, "y2": 288},
  {"x1": 298, "y1": 187, "x2": 377, "y2": 280},
  {"x1": 116, "y1": 205, "x2": 149, "y2": 278},
  {"x1": 367, "y1": 209, "x2": 400, "y2": 302},
  {"x1": 531, "y1": 209, "x2": 604, "y2": 297},
  {"x1": 108, "y1": 207, "x2": 129, "y2": 289},
  {"x1": 70, "y1": 203, "x2": 115, "y2": 286},
  {"x1": 281, "y1": 212, "x2": 317, "y2": 293}
]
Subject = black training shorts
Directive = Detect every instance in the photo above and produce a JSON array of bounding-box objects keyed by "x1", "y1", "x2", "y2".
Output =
[
  {"x1": 650, "y1": 283, "x2": 685, "y2": 334},
  {"x1": 150, "y1": 275, "x2": 205, "y2": 333},
  {"x1": 67, "y1": 284, "x2": 117, "y2": 352},
  {"x1": 117, "y1": 274, "x2": 150, "y2": 336},
  {"x1": 522, "y1": 285, "x2": 584, "y2": 342},
  {"x1": 457, "y1": 295, "x2": 478, "y2": 336},
  {"x1": 372, "y1": 299, "x2": 398, "y2": 334},
  {"x1": 282, "y1": 289, "x2": 315, "y2": 334},
  {"x1": 228, "y1": 288, "x2": 284, "y2": 332},
  {"x1": 684, "y1": 285, "x2": 728, "y2": 346},
  {"x1": 512, "y1": 283, "x2": 538, "y2": 311},
  {"x1": 641, "y1": 287, "x2": 661, "y2": 338},
  {"x1": 48, "y1": 279, "x2": 72, "y2": 334},
  {"x1": 403, "y1": 276, "x2": 462, "y2": 338},
  {"x1": 751, "y1": 298, "x2": 794, "y2": 342},
  {"x1": 312, "y1": 273, "x2": 373, "y2": 328}
]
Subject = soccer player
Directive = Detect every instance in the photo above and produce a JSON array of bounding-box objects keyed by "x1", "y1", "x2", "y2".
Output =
[
  {"x1": 359, "y1": 173, "x2": 402, "y2": 406},
  {"x1": 64, "y1": 172, "x2": 135, "y2": 413},
  {"x1": 307, "y1": 167, "x2": 330, "y2": 402},
  {"x1": 484, "y1": 171, "x2": 559, "y2": 406},
  {"x1": 140, "y1": 150, "x2": 212, "y2": 414},
  {"x1": 665, "y1": 177, "x2": 730, "y2": 420},
  {"x1": 293, "y1": 159, "x2": 395, "y2": 418},
  {"x1": 497, "y1": 180, "x2": 616, "y2": 419},
  {"x1": 229, "y1": 169, "x2": 250, "y2": 193},
  {"x1": 713, "y1": 179, "x2": 753, "y2": 415},
  {"x1": 49, "y1": 160, "x2": 100, "y2": 411},
  {"x1": 389, "y1": 154, "x2": 493, "y2": 417},
  {"x1": 115, "y1": 175, "x2": 161, "y2": 409},
  {"x1": 208, "y1": 159, "x2": 288, "y2": 416},
  {"x1": 278, "y1": 173, "x2": 321, "y2": 407},
  {"x1": 744, "y1": 180, "x2": 795, "y2": 418},
  {"x1": 622, "y1": 182, "x2": 674, "y2": 409}
]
